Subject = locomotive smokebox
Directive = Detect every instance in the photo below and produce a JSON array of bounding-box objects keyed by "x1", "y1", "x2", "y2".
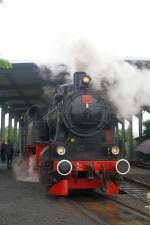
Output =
[{"x1": 74, "y1": 72, "x2": 87, "y2": 91}]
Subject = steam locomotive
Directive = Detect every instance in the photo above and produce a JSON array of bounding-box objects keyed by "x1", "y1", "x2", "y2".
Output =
[{"x1": 24, "y1": 72, "x2": 130, "y2": 196}]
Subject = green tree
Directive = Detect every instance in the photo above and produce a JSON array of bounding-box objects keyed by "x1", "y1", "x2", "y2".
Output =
[
  {"x1": 118, "y1": 128, "x2": 129, "y2": 147},
  {"x1": 0, "y1": 127, "x2": 19, "y2": 144},
  {"x1": 0, "y1": 58, "x2": 12, "y2": 69}
]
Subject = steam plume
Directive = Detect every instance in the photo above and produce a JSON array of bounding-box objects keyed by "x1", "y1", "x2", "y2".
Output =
[
  {"x1": 39, "y1": 63, "x2": 70, "y2": 99},
  {"x1": 65, "y1": 39, "x2": 150, "y2": 119},
  {"x1": 13, "y1": 156, "x2": 39, "y2": 183}
]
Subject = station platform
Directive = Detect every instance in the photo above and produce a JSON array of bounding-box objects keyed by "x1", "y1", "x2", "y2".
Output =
[{"x1": 0, "y1": 164, "x2": 97, "y2": 225}]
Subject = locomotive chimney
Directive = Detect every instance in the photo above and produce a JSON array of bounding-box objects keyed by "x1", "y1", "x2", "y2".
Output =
[{"x1": 73, "y1": 72, "x2": 87, "y2": 91}]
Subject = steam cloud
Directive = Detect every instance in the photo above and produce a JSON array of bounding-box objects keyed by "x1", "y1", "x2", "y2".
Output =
[
  {"x1": 39, "y1": 39, "x2": 150, "y2": 119},
  {"x1": 64, "y1": 39, "x2": 150, "y2": 119}
]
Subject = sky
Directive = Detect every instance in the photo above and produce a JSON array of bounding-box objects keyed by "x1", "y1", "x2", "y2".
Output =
[{"x1": 0, "y1": 0, "x2": 150, "y2": 62}]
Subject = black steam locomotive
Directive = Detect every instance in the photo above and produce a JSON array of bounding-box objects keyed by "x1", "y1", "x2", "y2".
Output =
[{"x1": 25, "y1": 72, "x2": 130, "y2": 196}]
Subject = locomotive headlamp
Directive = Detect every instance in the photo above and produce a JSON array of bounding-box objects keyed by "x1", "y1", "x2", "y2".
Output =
[
  {"x1": 56, "y1": 146, "x2": 66, "y2": 155},
  {"x1": 82, "y1": 75, "x2": 91, "y2": 84},
  {"x1": 111, "y1": 146, "x2": 119, "y2": 155}
]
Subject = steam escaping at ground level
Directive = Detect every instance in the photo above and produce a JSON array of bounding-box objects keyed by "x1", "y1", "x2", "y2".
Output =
[{"x1": 13, "y1": 156, "x2": 39, "y2": 183}]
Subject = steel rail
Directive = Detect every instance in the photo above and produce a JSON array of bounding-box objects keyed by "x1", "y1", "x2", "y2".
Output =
[
  {"x1": 130, "y1": 161, "x2": 150, "y2": 170},
  {"x1": 120, "y1": 177, "x2": 150, "y2": 204},
  {"x1": 68, "y1": 192, "x2": 114, "y2": 225}
]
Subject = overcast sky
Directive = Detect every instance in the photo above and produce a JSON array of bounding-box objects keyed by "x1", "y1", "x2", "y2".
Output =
[{"x1": 0, "y1": 0, "x2": 150, "y2": 62}]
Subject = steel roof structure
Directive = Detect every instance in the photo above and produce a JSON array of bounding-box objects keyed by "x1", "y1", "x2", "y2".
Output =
[{"x1": 0, "y1": 63, "x2": 47, "y2": 115}]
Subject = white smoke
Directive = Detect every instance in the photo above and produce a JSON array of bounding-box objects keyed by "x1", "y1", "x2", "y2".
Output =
[
  {"x1": 64, "y1": 39, "x2": 150, "y2": 119},
  {"x1": 13, "y1": 156, "x2": 39, "y2": 183}
]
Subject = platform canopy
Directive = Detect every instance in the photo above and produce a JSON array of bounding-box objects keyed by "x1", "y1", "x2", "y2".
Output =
[
  {"x1": 1, "y1": 60, "x2": 150, "y2": 117},
  {"x1": 0, "y1": 63, "x2": 47, "y2": 115}
]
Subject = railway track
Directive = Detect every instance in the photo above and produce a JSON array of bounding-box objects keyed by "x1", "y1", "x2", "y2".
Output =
[
  {"x1": 130, "y1": 161, "x2": 150, "y2": 170},
  {"x1": 68, "y1": 167, "x2": 150, "y2": 224},
  {"x1": 95, "y1": 178, "x2": 150, "y2": 222},
  {"x1": 105, "y1": 175, "x2": 150, "y2": 219},
  {"x1": 68, "y1": 192, "x2": 112, "y2": 225},
  {"x1": 120, "y1": 177, "x2": 150, "y2": 204},
  {"x1": 69, "y1": 190, "x2": 150, "y2": 225}
]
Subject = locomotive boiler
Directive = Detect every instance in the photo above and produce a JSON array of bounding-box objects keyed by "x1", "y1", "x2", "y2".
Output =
[{"x1": 25, "y1": 72, "x2": 130, "y2": 196}]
